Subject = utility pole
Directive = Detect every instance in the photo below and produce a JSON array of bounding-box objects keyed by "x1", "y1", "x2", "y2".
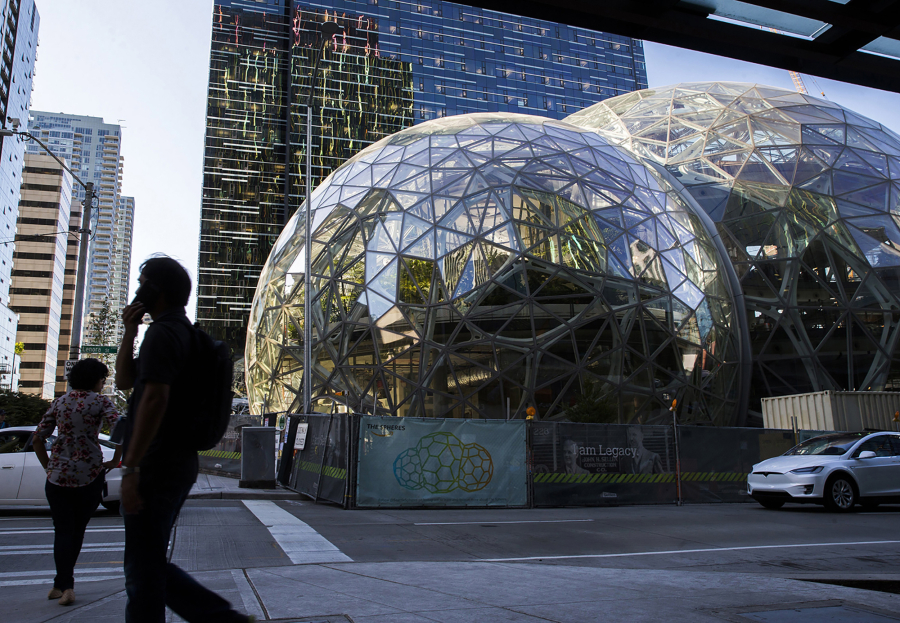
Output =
[{"x1": 69, "y1": 182, "x2": 94, "y2": 362}]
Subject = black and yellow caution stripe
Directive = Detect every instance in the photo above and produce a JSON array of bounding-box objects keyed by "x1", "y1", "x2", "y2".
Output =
[
  {"x1": 198, "y1": 450, "x2": 241, "y2": 460},
  {"x1": 533, "y1": 472, "x2": 748, "y2": 484},
  {"x1": 296, "y1": 459, "x2": 347, "y2": 481}
]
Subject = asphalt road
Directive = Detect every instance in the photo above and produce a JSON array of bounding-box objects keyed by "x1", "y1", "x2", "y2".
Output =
[{"x1": 2, "y1": 500, "x2": 900, "y2": 622}]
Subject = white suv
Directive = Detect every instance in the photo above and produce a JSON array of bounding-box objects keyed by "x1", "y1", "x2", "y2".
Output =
[{"x1": 748, "y1": 431, "x2": 900, "y2": 512}]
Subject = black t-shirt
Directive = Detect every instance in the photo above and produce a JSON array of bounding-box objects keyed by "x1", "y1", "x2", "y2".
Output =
[{"x1": 124, "y1": 309, "x2": 197, "y2": 479}]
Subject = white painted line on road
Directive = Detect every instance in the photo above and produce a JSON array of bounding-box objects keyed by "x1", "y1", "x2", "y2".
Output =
[
  {"x1": 242, "y1": 500, "x2": 352, "y2": 565},
  {"x1": 0, "y1": 547, "x2": 123, "y2": 556},
  {"x1": 231, "y1": 569, "x2": 266, "y2": 620},
  {"x1": 0, "y1": 527, "x2": 124, "y2": 535},
  {"x1": 480, "y1": 540, "x2": 900, "y2": 562},
  {"x1": 0, "y1": 567, "x2": 124, "y2": 579},
  {"x1": 415, "y1": 519, "x2": 595, "y2": 526},
  {"x1": 0, "y1": 542, "x2": 123, "y2": 551},
  {"x1": 0, "y1": 574, "x2": 122, "y2": 587}
]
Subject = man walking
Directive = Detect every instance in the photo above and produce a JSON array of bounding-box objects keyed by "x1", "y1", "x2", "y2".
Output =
[{"x1": 115, "y1": 256, "x2": 251, "y2": 623}]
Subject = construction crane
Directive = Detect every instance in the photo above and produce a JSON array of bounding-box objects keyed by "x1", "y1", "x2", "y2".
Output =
[
  {"x1": 788, "y1": 70, "x2": 808, "y2": 94},
  {"x1": 764, "y1": 27, "x2": 825, "y2": 97}
]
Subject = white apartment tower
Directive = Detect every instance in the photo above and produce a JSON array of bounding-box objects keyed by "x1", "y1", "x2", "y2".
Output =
[{"x1": 26, "y1": 113, "x2": 134, "y2": 347}]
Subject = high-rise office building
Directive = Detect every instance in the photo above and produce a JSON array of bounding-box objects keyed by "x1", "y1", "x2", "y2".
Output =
[
  {"x1": 112, "y1": 195, "x2": 134, "y2": 340},
  {"x1": 11, "y1": 153, "x2": 71, "y2": 398},
  {"x1": 198, "y1": 0, "x2": 648, "y2": 356},
  {"x1": 0, "y1": 0, "x2": 39, "y2": 389},
  {"x1": 26, "y1": 113, "x2": 133, "y2": 351}
]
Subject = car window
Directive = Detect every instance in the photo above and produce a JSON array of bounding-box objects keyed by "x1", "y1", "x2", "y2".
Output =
[
  {"x1": 854, "y1": 436, "x2": 893, "y2": 458},
  {"x1": 0, "y1": 432, "x2": 27, "y2": 453},
  {"x1": 785, "y1": 433, "x2": 866, "y2": 456},
  {"x1": 890, "y1": 435, "x2": 900, "y2": 456}
]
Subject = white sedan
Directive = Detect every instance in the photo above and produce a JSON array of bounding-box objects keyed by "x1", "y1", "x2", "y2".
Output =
[
  {"x1": 748, "y1": 431, "x2": 900, "y2": 512},
  {"x1": 0, "y1": 426, "x2": 122, "y2": 510}
]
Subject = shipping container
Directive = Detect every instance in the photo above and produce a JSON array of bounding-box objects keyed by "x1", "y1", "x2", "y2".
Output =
[{"x1": 762, "y1": 391, "x2": 900, "y2": 432}]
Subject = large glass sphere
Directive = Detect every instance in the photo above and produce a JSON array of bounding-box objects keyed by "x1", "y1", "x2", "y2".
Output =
[
  {"x1": 246, "y1": 113, "x2": 744, "y2": 424},
  {"x1": 567, "y1": 83, "x2": 900, "y2": 412}
]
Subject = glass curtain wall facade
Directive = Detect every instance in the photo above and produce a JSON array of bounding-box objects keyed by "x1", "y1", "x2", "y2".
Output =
[
  {"x1": 198, "y1": 0, "x2": 648, "y2": 357},
  {"x1": 0, "y1": 0, "x2": 39, "y2": 389}
]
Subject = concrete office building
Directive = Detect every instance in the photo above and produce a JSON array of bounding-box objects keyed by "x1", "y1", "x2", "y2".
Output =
[
  {"x1": 26, "y1": 113, "x2": 133, "y2": 350},
  {"x1": 198, "y1": 0, "x2": 648, "y2": 357},
  {"x1": 0, "y1": 0, "x2": 39, "y2": 390},
  {"x1": 53, "y1": 195, "x2": 81, "y2": 396},
  {"x1": 11, "y1": 153, "x2": 71, "y2": 398}
]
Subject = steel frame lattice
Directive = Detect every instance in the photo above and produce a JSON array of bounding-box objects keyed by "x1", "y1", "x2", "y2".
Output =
[
  {"x1": 247, "y1": 113, "x2": 743, "y2": 424},
  {"x1": 566, "y1": 82, "x2": 900, "y2": 412}
]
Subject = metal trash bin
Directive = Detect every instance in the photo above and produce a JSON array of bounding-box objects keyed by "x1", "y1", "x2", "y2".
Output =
[{"x1": 239, "y1": 426, "x2": 277, "y2": 489}]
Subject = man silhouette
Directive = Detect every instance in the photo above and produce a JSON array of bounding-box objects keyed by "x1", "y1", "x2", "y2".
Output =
[{"x1": 116, "y1": 256, "x2": 251, "y2": 623}]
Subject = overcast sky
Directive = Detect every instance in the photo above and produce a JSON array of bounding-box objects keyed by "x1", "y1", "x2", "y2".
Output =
[{"x1": 29, "y1": 1, "x2": 900, "y2": 320}]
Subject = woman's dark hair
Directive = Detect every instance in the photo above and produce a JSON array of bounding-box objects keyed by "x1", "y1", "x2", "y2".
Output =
[
  {"x1": 68, "y1": 358, "x2": 109, "y2": 391},
  {"x1": 140, "y1": 255, "x2": 191, "y2": 307}
]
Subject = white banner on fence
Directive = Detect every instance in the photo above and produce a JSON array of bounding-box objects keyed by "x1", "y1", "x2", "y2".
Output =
[{"x1": 356, "y1": 417, "x2": 527, "y2": 508}]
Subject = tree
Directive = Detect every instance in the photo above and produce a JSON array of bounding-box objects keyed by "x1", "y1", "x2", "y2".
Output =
[
  {"x1": 563, "y1": 381, "x2": 619, "y2": 424},
  {"x1": 84, "y1": 301, "x2": 118, "y2": 371},
  {"x1": 0, "y1": 390, "x2": 52, "y2": 427}
]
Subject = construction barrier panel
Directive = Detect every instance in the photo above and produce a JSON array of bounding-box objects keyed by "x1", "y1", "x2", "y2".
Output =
[
  {"x1": 198, "y1": 413, "x2": 268, "y2": 476},
  {"x1": 677, "y1": 427, "x2": 796, "y2": 503},
  {"x1": 283, "y1": 414, "x2": 350, "y2": 506},
  {"x1": 356, "y1": 417, "x2": 527, "y2": 508},
  {"x1": 531, "y1": 422, "x2": 677, "y2": 506}
]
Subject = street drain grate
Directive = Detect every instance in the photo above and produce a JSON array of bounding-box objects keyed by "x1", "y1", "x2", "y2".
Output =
[{"x1": 738, "y1": 605, "x2": 900, "y2": 622}]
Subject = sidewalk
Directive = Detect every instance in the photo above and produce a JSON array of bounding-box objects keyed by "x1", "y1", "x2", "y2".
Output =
[
  {"x1": 188, "y1": 473, "x2": 302, "y2": 501},
  {"x1": 15, "y1": 561, "x2": 900, "y2": 622}
]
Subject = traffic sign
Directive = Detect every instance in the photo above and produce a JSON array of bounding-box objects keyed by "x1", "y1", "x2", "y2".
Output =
[
  {"x1": 81, "y1": 345, "x2": 117, "y2": 354},
  {"x1": 64, "y1": 360, "x2": 77, "y2": 377}
]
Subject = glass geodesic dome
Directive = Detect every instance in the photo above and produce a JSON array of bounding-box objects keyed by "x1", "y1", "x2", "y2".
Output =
[
  {"x1": 246, "y1": 113, "x2": 744, "y2": 424},
  {"x1": 567, "y1": 83, "x2": 900, "y2": 412}
]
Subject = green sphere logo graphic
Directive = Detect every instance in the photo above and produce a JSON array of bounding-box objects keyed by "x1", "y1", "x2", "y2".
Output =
[{"x1": 394, "y1": 432, "x2": 493, "y2": 493}]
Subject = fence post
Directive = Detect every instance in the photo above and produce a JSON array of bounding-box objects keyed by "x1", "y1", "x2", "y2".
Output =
[
  {"x1": 670, "y1": 400, "x2": 683, "y2": 506},
  {"x1": 313, "y1": 414, "x2": 335, "y2": 504}
]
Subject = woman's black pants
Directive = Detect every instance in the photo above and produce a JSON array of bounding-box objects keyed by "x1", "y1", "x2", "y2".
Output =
[{"x1": 45, "y1": 474, "x2": 104, "y2": 591}]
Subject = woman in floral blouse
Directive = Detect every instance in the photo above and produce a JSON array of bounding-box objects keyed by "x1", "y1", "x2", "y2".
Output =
[{"x1": 33, "y1": 358, "x2": 121, "y2": 606}]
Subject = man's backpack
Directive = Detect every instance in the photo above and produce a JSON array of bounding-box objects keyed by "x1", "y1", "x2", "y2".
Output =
[{"x1": 188, "y1": 324, "x2": 234, "y2": 451}]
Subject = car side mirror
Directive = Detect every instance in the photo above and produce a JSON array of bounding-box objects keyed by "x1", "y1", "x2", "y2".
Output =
[{"x1": 857, "y1": 450, "x2": 877, "y2": 459}]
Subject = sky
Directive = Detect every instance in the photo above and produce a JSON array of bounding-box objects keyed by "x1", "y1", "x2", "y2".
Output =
[{"x1": 28, "y1": 1, "x2": 900, "y2": 321}]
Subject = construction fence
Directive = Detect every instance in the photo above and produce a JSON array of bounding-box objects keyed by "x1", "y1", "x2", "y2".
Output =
[{"x1": 277, "y1": 415, "x2": 805, "y2": 509}]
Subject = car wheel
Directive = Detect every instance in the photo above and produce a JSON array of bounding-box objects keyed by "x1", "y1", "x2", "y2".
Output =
[
  {"x1": 758, "y1": 499, "x2": 785, "y2": 510},
  {"x1": 100, "y1": 500, "x2": 120, "y2": 513},
  {"x1": 824, "y1": 475, "x2": 856, "y2": 512}
]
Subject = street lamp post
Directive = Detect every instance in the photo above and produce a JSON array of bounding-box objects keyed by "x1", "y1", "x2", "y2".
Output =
[
  {"x1": 303, "y1": 21, "x2": 339, "y2": 415},
  {"x1": 0, "y1": 122, "x2": 96, "y2": 367}
]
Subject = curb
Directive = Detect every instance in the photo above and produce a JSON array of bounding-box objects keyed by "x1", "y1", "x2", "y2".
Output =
[{"x1": 188, "y1": 489, "x2": 302, "y2": 501}]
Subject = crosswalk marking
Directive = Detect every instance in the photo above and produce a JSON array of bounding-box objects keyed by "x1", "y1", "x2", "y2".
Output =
[
  {"x1": 0, "y1": 527, "x2": 124, "y2": 536},
  {"x1": 0, "y1": 542, "x2": 124, "y2": 551},
  {"x1": 242, "y1": 500, "x2": 351, "y2": 565},
  {"x1": 0, "y1": 567, "x2": 125, "y2": 587}
]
